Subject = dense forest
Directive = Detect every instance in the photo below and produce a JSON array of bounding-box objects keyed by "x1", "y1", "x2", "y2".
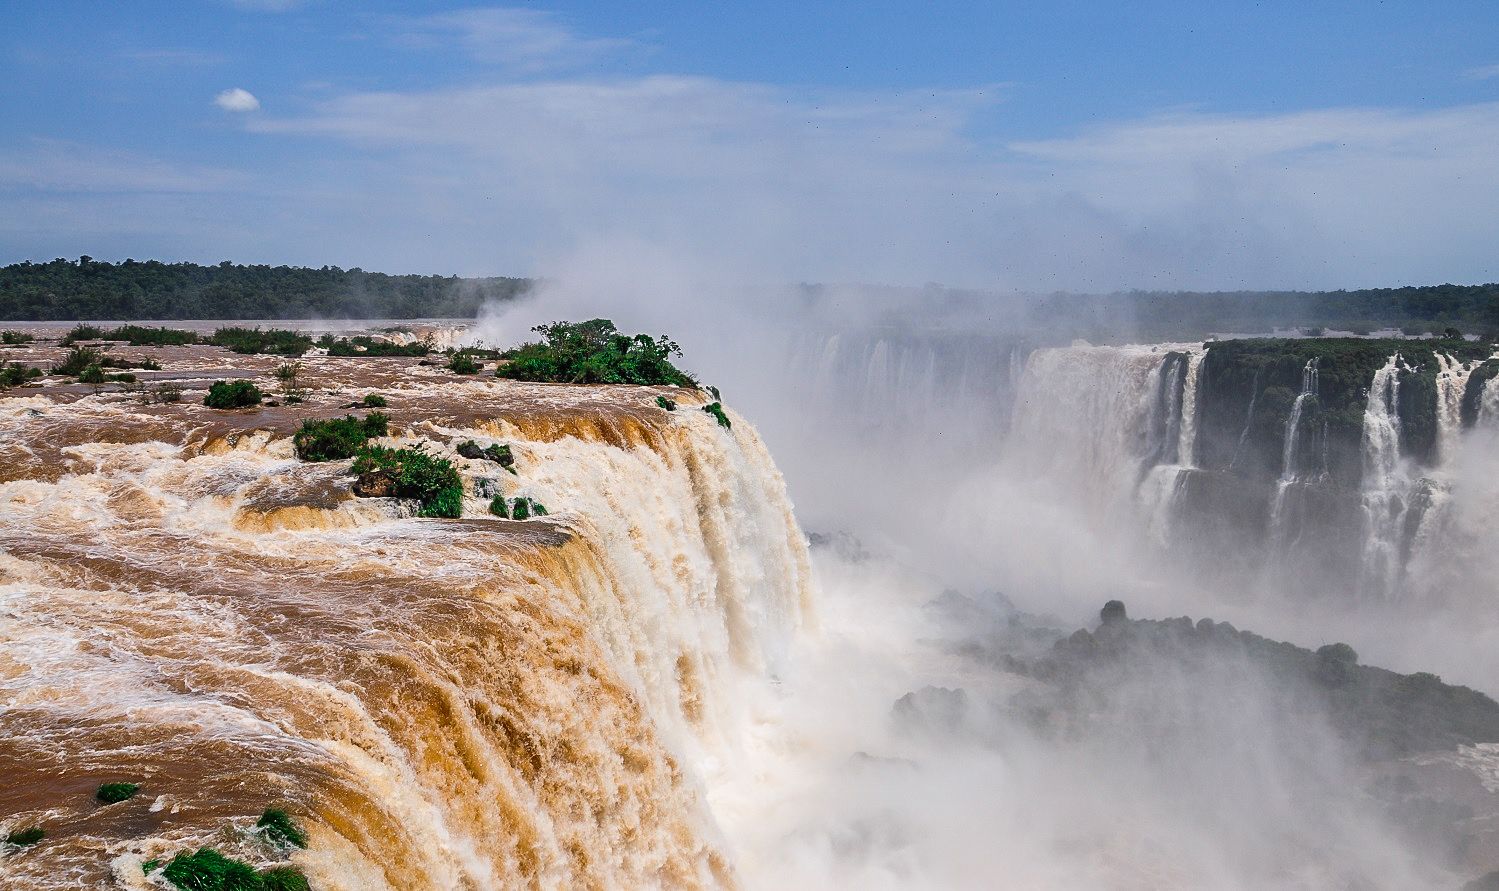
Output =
[
  {"x1": 4, "y1": 257, "x2": 1499, "y2": 332},
  {"x1": 0, "y1": 258, "x2": 530, "y2": 320},
  {"x1": 1023, "y1": 283, "x2": 1499, "y2": 340}
]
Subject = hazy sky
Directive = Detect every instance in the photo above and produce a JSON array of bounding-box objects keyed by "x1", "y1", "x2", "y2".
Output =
[{"x1": 3, "y1": 1, "x2": 1499, "y2": 290}]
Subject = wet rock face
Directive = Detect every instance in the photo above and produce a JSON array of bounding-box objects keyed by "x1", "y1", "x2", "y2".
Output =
[
  {"x1": 1100, "y1": 599, "x2": 1128, "y2": 625},
  {"x1": 352, "y1": 469, "x2": 396, "y2": 498}
]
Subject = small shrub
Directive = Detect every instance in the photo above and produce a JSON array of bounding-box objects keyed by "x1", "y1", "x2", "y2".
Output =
[
  {"x1": 161, "y1": 847, "x2": 261, "y2": 891},
  {"x1": 60, "y1": 323, "x2": 105, "y2": 346},
  {"x1": 204, "y1": 380, "x2": 264, "y2": 409},
  {"x1": 273, "y1": 362, "x2": 305, "y2": 400},
  {"x1": 55, "y1": 345, "x2": 104, "y2": 376},
  {"x1": 96, "y1": 781, "x2": 140, "y2": 803},
  {"x1": 510, "y1": 497, "x2": 531, "y2": 520},
  {"x1": 259, "y1": 866, "x2": 311, "y2": 891},
  {"x1": 0, "y1": 361, "x2": 43, "y2": 389},
  {"x1": 256, "y1": 808, "x2": 307, "y2": 850},
  {"x1": 294, "y1": 414, "x2": 388, "y2": 461},
  {"x1": 702, "y1": 402, "x2": 731, "y2": 429},
  {"x1": 4, "y1": 826, "x2": 44, "y2": 846},
  {"x1": 655, "y1": 395, "x2": 676, "y2": 411},
  {"x1": 489, "y1": 495, "x2": 509, "y2": 518},
  {"x1": 361, "y1": 393, "x2": 387, "y2": 408},
  {"x1": 79, "y1": 364, "x2": 106, "y2": 385},
  {"x1": 447, "y1": 351, "x2": 482, "y2": 374},
  {"x1": 107, "y1": 372, "x2": 137, "y2": 384},
  {"x1": 1, "y1": 330, "x2": 34, "y2": 345},
  {"x1": 351, "y1": 446, "x2": 463, "y2": 518},
  {"x1": 148, "y1": 383, "x2": 183, "y2": 404}
]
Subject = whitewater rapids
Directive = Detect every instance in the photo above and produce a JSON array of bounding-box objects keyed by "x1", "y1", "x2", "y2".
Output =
[{"x1": 0, "y1": 343, "x2": 812, "y2": 890}]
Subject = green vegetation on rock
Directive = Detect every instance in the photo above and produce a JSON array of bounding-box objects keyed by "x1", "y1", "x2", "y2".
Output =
[
  {"x1": 350, "y1": 446, "x2": 463, "y2": 518},
  {"x1": 496, "y1": 319, "x2": 698, "y2": 387},
  {"x1": 160, "y1": 847, "x2": 262, "y2": 891},
  {"x1": 446, "y1": 351, "x2": 482, "y2": 374},
  {"x1": 293, "y1": 414, "x2": 388, "y2": 461},
  {"x1": 1, "y1": 330, "x2": 34, "y2": 345},
  {"x1": 4, "y1": 826, "x2": 44, "y2": 846},
  {"x1": 204, "y1": 380, "x2": 264, "y2": 409},
  {"x1": 655, "y1": 395, "x2": 676, "y2": 411},
  {"x1": 360, "y1": 393, "x2": 387, "y2": 408},
  {"x1": 96, "y1": 781, "x2": 140, "y2": 803},
  {"x1": 702, "y1": 402, "x2": 731, "y2": 429},
  {"x1": 209, "y1": 327, "x2": 314, "y2": 356},
  {"x1": 0, "y1": 361, "x2": 43, "y2": 389},
  {"x1": 256, "y1": 809, "x2": 307, "y2": 850}
]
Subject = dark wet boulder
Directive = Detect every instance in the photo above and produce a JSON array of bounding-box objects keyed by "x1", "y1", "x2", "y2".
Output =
[{"x1": 1100, "y1": 600, "x2": 1128, "y2": 625}]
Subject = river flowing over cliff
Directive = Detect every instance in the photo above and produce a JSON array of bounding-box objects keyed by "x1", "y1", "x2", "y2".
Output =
[{"x1": 0, "y1": 343, "x2": 812, "y2": 890}]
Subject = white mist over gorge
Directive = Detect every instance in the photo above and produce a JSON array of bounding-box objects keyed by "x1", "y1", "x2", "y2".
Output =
[{"x1": 7, "y1": 3, "x2": 1499, "y2": 890}]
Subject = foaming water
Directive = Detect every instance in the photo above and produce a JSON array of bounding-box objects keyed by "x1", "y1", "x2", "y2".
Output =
[{"x1": 0, "y1": 344, "x2": 811, "y2": 889}]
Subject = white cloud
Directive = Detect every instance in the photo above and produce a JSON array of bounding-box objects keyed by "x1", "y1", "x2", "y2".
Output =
[
  {"x1": 391, "y1": 7, "x2": 637, "y2": 73},
  {"x1": 1465, "y1": 63, "x2": 1499, "y2": 81},
  {"x1": 214, "y1": 88, "x2": 261, "y2": 112}
]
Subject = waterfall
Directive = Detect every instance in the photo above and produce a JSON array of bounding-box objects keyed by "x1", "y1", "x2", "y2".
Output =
[
  {"x1": 1267, "y1": 358, "x2": 1319, "y2": 549},
  {"x1": 1433, "y1": 353, "x2": 1479, "y2": 465},
  {"x1": 1177, "y1": 350, "x2": 1206, "y2": 469},
  {"x1": 1359, "y1": 354, "x2": 1410, "y2": 599},
  {"x1": 1010, "y1": 342, "x2": 1205, "y2": 547},
  {"x1": 0, "y1": 381, "x2": 813, "y2": 890}
]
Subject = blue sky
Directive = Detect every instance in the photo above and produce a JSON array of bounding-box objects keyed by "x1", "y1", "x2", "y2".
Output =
[{"x1": 3, "y1": 1, "x2": 1499, "y2": 290}]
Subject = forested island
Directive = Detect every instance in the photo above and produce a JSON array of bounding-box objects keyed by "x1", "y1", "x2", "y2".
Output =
[{"x1": 0, "y1": 257, "x2": 529, "y2": 320}]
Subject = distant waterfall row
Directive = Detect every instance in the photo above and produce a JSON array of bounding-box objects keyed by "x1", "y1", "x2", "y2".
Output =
[{"x1": 1009, "y1": 340, "x2": 1499, "y2": 602}]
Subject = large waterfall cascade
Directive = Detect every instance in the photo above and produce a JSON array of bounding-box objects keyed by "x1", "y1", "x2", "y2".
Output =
[
  {"x1": 0, "y1": 356, "x2": 814, "y2": 891},
  {"x1": 1010, "y1": 340, "x2": 1499, "y2": 601}
]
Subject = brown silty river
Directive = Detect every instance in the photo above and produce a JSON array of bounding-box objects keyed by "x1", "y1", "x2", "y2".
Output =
[{"x1": 0, "y1": 327, "x2": 814, "y2": 890}]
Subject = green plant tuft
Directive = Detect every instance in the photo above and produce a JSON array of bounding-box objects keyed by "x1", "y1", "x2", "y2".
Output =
[
  {"x1": 293, "y1": 414, "x2": 388, "y2": 461},
  {"x1": 96, "y1": 781, "x2": 140, "y2": 803},
  {"x1": 161, "y1": 847, "x2": 262, "y2": 891},
  {"x1": 204, "y1": 380, "x2": 264, "y2": 409},
  {"x1": 143, "y1": 858, "x2": 163, "y2": 874},
  {"x1": 4, "y1": 826, "x2": 44, "y2": 846},
  {"x1": 702, "y1": 402, "x2": 731, "y2": 429},
  {"x1": 1, "y1": 330, "x2": 34, "y2": 345},
  {"x1": 361, "y1": 393, "x2": 387, "y2": 408},
  {"x1": 78, "y1": 364, "x2": 106, "y2": 384},
  {"x1": 489, "y1": 495, "x2": 509, "y2": 518},
  {"x1": 510, "y1": 497, "x2": 531, "y2": 520},
  {"x1": 351, "y1": 446, "x2": 463, "y2": 518},
  {"x1": 256, "y1": 808, "x2": 308, "y2": 850},
  {"x1": 259, "y1": 866, "x2": 311, "y2": 891},
  {"x1": 655, "y1": 395, "x2": 676, "y2": 411}
]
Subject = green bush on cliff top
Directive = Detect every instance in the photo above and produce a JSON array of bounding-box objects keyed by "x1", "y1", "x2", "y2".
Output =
[{"x1": 496, "y1": 319, "x2": 698, "y2": 387}]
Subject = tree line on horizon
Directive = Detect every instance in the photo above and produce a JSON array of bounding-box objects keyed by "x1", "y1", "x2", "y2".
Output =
[
  {"x1": 0, "y1": 257, "x2": 530, "y2": 321},
  {"x1": 3, "y1": 257, "x2": 1498, "y2": 333}
]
